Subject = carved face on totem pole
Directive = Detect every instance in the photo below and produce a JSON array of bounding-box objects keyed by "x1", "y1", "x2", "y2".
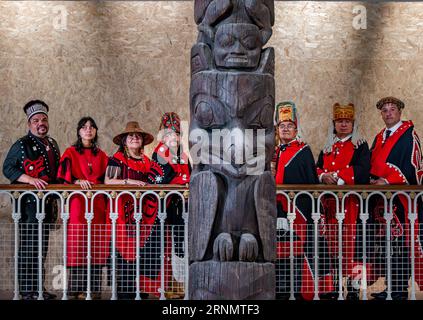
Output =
[
  {"x1": 213, "y1": 23, "x2": 262, "y2": 69},
  {"x1": 189, "y1": 0, "x2": 276, "y2": 300},
  {"x1": 190, "y1": 71, "x2": 275, "y2": 177}
]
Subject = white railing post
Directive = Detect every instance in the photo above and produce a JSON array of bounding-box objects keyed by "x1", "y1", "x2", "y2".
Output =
[
  {"x1": 409, "y1": 209, "x2": 417, "y2": 301},
  {"x1": 183, "y1": 208, "x2": 189, "y2": 300},
  {"x1": 412, "y1": 193, "x2": 423, "y2": 300},
  {"x1": 385, "y1": 201, "x2": 393, "y2": 301},
  {"x1": 10, "y1": 193, "x2": 19, "y2": 301},
  {"x1": 359, "y1": 206, "x2": 369, "y2": 301},
  {"x1": 110, "y1": 205, "x2": 118, "y2": 300},
  {"x1": 36, "y1": 193, "x2": 44, "y2": 300},
  {"x1": 312, "y1": 211, "x2": 320, "y2": 300},
  {"x1": 158, "y1": 196, "x2": 167, "y2": 300},
  {"x1": 336, "y1": 204, "x2": 345, "y2": 301},
  {"x1": 61, "y1": 195, "x2": 70, "y2": 300},
  {"x1": 134, "y1": 195, "x2": 142, "y2": 301},
  {"x1": 85, "y1": 196, "x2": 94, "y2": 301},
  {"x1": 287, "y1": 206, "x2": 296, "y2": 301}
]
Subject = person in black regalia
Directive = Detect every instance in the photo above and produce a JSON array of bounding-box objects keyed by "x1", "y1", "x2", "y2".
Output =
[
  {"x1": 272, "y1": 101, "x2": 332, "y2": 300},
  {"x1": 2, "y1": 100, "x2": 60, "y2": 300},
  {"x1": 369, "y1": 97, "x2": 423, "y2": 300}
]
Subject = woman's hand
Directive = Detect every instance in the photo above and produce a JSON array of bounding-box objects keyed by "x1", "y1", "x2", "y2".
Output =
[
  {"x1": 75, "y1": 179, "x2": 92, "y2": 190},
  {"x1": 126, "y1": 179, "x2": 147, "y2": 186}
]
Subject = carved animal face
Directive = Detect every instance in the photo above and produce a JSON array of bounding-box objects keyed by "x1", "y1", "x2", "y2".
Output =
[
  {"x1": 190, "y1": 71, "x2": 275, "y2": 176},
  {"x1": 214, "y1": 23, "x2": 262, "y2": 69}
]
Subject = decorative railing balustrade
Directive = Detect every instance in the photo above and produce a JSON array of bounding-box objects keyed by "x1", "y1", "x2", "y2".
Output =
[
  {"x1": 0, "y1": 185, "x2": 189, "y2": 301},
  {"x1": 0, "y1": 184, "x2": 422, "y2": 300},
  {"x1": 276, "y1": 185, "x2": 423, "y2": 301}
]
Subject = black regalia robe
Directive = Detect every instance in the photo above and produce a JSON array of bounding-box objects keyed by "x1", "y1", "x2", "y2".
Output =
[
  {"x1": 274, "y1": 139, "x2": 332, "y2": 299},
  {"x1": 2, "y1": 131, "x2": 60, "y2": 294},
  {"x1": 369, "y1": 120, "x2": 423, "y2": 291}
]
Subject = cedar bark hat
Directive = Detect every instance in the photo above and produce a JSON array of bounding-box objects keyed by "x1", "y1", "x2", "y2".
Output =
[
  {"x1": 376, "y1": 96, "x2": 405, "y2": 110},
  {"x1": 333, "y1": 103, "x2": 355, "y2": 120},
  {"x1": 113, "y1": 121, "x2": 154, "y2": 146},
  {"x1": 275, "y1": 101, "x2": 298, "y2": 126}
]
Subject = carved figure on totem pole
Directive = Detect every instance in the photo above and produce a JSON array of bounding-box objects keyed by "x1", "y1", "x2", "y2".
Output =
[{"x1": 189, "y1": 0, "x2": 276, "y2": 300}]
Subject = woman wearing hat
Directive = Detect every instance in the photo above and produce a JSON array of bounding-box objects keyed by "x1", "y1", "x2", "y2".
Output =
[
  {"x1": 57, "y1": 116, "x2": 109, "y2": 300},
  {"x1": 105, "y1": 121, "x2": 166, "y2": 299},
  {"x1": 105, "y1": 121, "x2": 154, "y2": 186}
]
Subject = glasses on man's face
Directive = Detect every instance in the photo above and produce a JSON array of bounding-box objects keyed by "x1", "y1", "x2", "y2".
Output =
[{"x1": 279, "y1": 124, "x2": 296, "y2": 130}]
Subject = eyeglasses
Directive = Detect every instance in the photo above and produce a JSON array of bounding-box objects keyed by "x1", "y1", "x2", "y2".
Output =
[
  {"x1": 278, "y1": 124, "x2": 296, "y2": 130},
  {"x1": 128, "y1": 134, "x2": 142, "y2": 140}
]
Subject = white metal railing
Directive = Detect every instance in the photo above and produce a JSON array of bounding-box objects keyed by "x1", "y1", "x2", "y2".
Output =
[
  {"x1": 276, "y1": 185, "x2": 423, "y2": 301},
  {"x1": 0, "y1": 184, "x2": 422, "y2": 300},
  {"x1": 0, "y1": 185, "x2": 189, "y2": 301}
]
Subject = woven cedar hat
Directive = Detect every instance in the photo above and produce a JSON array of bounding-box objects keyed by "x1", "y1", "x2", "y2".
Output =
[
  {"x1": 275, "y1": 101, "x2": 298, "y2": 126},
  {"x1": 113, "y1": 121, "x2": 154, "y2": 146},
  {"x1": 333, "y1": 103, "x2": 355, "y2": 120}
]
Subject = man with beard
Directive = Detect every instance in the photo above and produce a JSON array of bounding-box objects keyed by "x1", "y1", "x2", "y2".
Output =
[{"x1": 3, "y1": 100, "x2": 60, "y2": 300}]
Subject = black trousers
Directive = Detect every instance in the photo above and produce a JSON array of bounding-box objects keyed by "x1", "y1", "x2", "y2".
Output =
[
  {"x1": 115, "y1": 253, "x2": 136, "y2": 299},
  {"x1": 18, "y1": 195, "x2": 56, "y2": 294},
  {"x1": 68, "y1": 266, "x2": 103, "y2": 293},
  {"x1": 369, "y1": 196, "x2": 411, "y2": 293}
]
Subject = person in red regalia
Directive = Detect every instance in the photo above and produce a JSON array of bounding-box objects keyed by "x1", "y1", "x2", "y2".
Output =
[
  {"x1": 105, "y1": 121, "x2": 168, "y2": 299},
  {"x1": 57, "y1": 116, "x2": 109, "y2": 299},
  {"x1": 369, "y1": 97, "x2": 423, "y2": 300},
  {"x1": 273, "y1": 101, "x2": 333, "y2": 300},
  {"x1": 149, "y1": 112, "x2": 190, "y2": 299},
  {"x1": 316, "y1": 103, "x2": 370, "y2": 300}
]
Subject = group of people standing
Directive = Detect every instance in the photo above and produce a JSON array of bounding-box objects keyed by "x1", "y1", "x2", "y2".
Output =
[
  {"x1": 2, "y1": 100, "x2": 190, "y2": 300},
  {"x1": 3, "y1": 96, "x2": 423, "y2": 301},
  {"x1": 273, "y1": 97, "x2": 423, "y2": 300}
]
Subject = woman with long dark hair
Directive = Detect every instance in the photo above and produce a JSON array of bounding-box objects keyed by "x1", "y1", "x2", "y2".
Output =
[{"x1": 57, "y1": 116, "x2": 109, "y2": 299}]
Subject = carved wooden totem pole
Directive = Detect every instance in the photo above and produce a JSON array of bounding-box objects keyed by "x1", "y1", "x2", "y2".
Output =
[{"x1": 189, "y1": 0, "x2": 276, "y2": 299}]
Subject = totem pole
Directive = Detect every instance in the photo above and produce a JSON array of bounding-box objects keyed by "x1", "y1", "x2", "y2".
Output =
[{"x1": 188, "y1": 0, "x2": 276, "y2": 299}]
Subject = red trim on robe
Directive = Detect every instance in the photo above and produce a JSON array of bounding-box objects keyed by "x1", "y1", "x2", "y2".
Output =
[
  {"x1": 106, "y1": 151, "x2": 171, "y2": 296},
  {"x1": 153, "y1": 142, "x2": 190, "y2": 184},
  {"x1": 370, "y1": 121, "x2": 413, "y2": 184}
]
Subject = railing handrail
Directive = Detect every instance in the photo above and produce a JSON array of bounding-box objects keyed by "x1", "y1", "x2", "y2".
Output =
[
  {"x1": 276, "y1": 184, "x2": 423, "y2": 191},
  {"x1": 0, "y1": 183, "x2": 421, "y2": 191},
  {"x1": 0, "y1": 184, "x2": 189, "y2": 191}
]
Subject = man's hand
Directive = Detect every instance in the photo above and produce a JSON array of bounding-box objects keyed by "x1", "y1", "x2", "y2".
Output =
[
  {"x1": 321, "y1": 173, "x2": 338, "y2": 185},
  {"x1": 370, "y1": 178, "x2": 388, "y2": 185},
  {"x1": 28, "y1": 177, "x2": 48, "y2": 190}
]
